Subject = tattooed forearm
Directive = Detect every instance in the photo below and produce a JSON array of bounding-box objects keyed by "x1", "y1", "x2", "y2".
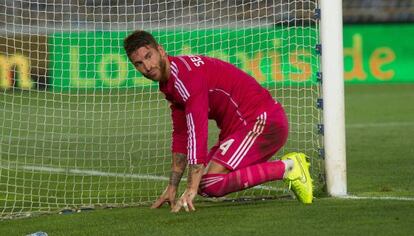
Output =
[
  {"x1": 173, "y1": 153, "x2": 187, "y2": 171},
  {"x1": 168, "y1": 153, "x2": 187, "y2": 188},
  {"x1": 172, "y1": 153, "x2": 187, "y2": 172},
  {"x1": 188, "y1": 164, "x2": 203, "y2": 179},
  {"x1": 169, "y1": 171, "x2": 184, "y2": 187},
  {"x1": 187, "y1": 164, "x2": 204, "y2": 189}
]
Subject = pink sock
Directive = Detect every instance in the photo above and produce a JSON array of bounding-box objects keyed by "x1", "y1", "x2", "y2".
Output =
[{"x1": 199, "y1": 161, "x2": 285, "y2": 197}]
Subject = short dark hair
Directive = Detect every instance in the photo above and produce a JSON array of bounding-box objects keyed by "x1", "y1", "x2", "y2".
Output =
[{"x1": 124, "y1": 30, "x2": 159, "y2": 58}]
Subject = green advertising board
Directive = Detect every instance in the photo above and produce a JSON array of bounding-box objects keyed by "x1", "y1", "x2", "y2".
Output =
[
  {"x1": 49, "y1": 24, "x2": 414, "y2": 90},
  {"x1": 49, "y1": 28, "x2": 319, "y2": 91},
  {"x1": 343, "y1": 24, "x2": 414, "y2": 83}
]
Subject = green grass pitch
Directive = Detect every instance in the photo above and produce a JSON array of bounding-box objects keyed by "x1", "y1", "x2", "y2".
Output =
[{"x1": 0, "y1": 84, "x2": 413, "y2": 235}]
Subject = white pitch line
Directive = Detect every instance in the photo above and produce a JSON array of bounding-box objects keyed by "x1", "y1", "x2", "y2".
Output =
[
  {"x1": 23, "y1": 165, "x2": 169, "y2": 181},
  {"x1": 1, "y1": 130, "x2": 160, "y2": 142},
  {"x1": 337, "y1": 195, "x2": 414, "y2": 201},
  {"x1": 21, "y1": 165, "x2": 280, "y2": 191},
  {"x1": 346, "y1": 121, "x2": 414, "y2": 129}
]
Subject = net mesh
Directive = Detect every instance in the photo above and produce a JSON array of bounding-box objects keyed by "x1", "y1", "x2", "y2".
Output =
[{"x1": 0, "y1": 0, "x2": 323, "y2": 219}]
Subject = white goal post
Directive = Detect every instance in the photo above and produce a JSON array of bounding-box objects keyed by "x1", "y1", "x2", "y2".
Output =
[{"x1": 320, "y1": 0, "x2": 347, "y2": 196}]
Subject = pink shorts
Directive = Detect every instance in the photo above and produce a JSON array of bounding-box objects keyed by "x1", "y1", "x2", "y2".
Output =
[{"x1": 207, "y1": 103, "x2": 289, "y2": 171}]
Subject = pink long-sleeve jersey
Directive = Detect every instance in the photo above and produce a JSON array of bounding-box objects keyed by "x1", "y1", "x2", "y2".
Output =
[{"x1": 159, "y1": 55, "x2": 278, "y2": 165}]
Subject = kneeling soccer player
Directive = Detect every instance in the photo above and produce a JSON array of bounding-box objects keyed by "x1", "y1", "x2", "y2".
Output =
[{"x1": 124, "y1": 30, "x2": 313, "y2": 213}]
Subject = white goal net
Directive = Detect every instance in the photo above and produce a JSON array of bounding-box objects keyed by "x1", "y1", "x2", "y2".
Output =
[{"x1": 0, "y1": 0, "x2": 323, "y2": 219}]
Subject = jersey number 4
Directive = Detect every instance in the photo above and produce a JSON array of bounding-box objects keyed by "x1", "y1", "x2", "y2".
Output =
[{"x1": 219, "y1": 139, "x2": 235, "y2": 155}]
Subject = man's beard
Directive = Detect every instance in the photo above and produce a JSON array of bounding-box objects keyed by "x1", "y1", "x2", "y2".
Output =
[
  {"x1": 158, "y1": 57, "x2": 167, "y2": 82},
  {"x1": 142, "y1": 56, "x2": 167, "y2": 82}
]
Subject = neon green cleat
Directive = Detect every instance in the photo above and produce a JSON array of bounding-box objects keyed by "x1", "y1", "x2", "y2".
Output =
[{"x1": 281, "y1": 152, "x2": 314, "y2": 204}]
